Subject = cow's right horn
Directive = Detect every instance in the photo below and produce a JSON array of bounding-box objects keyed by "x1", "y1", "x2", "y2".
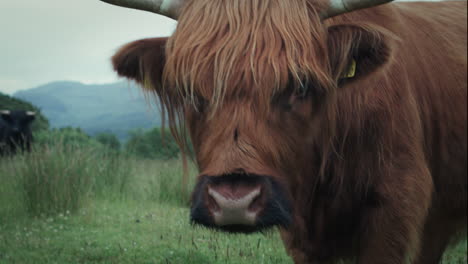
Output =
[
  {"x1": 322, "y1": 0, "x2": 394, "y2": 19},
  {"x1": 99, "y1": 0, "x2": 184, "y2": 19},
  {"x1": 0, "y1": 110, "x2": 10, "y2": 115}
]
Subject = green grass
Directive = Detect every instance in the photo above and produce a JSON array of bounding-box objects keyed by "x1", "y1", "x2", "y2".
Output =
[
  {"x1": 0, "y1": 200, "x2": 292, "y2": 264},
  {"x1": 0, "y1": 144, "x2": 466, "y2": 263},
  {"x1": 0, "y1": 199, "x2": 465, "y2": 264}
]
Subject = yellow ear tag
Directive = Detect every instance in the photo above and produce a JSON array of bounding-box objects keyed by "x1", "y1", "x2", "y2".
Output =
[{"x1": 342, "y1": 59, "x2": 357, "y2": 79}]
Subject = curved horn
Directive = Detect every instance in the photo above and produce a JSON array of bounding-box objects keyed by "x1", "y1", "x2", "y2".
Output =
[
  {"x1": 26, "y1": 111, "x2": 36, "y2": 116},
  {"x1": 322, "y1": 0, "x2": 394, "y2": 19},
  {"x1": 0, "y1": 110, "x2": 11, "y2": 115},
  {"x1": 99, "y1": 0, "x2": 184, "y2": 19}
]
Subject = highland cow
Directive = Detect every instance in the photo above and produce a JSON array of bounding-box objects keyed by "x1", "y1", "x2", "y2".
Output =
[{"x1": 102, "y1": 0, "x2": 467, "y2": 263}]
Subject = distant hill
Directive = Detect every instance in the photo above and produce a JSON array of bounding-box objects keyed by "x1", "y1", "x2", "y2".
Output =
[{"x1": 14, "y1": 81, "x2": 161, "y2": 141}]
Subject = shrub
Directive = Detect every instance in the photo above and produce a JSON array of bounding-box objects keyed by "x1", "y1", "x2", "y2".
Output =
[
  {"x1": 34, "y1": 127, "x2": 101, "y2": 149},
  {"x1": 125, "y1": 128, "x2": 179, "y2": 160},
  {"x1": 95, "y1": 132, "x2": 121, "y2": 151}
]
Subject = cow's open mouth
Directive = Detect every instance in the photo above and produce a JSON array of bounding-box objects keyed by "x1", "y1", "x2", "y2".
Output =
[{"x1": 190, "y1": 174, "x2": 292, "y2": 233}]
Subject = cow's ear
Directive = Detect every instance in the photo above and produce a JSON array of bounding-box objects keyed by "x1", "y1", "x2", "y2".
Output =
[
  {"x1": 112, "y1": 37, "x2": 167, "y2": 87},
  {"x1": 327, "y1": 24, "x2": 396, "y2": 86}
]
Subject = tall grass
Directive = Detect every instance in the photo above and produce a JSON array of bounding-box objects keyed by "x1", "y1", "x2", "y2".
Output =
[
  {"x1": 0, "y1": 156, "x2": 24, "y2": 220},
  {"x1": 131, "y1": 159, "x2": 196, "y2": 206},
  {"x1": 0, "y1": 141, "x2": 195, "y2": 219},
  {"x1": 18, "y1": 144, "x2": 95, "y2": 216},
  {"x1": 90, "y1": 151, "x2": 133, "y2": 199}
]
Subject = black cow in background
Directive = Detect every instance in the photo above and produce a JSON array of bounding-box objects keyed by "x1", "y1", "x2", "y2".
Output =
[{"x1": 0, "y1": 110, "x2": 36, "y2": 156}]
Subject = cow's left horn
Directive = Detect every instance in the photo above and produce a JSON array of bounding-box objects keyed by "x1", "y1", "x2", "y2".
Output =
[
  {"x1": 26, "y1": 111, "x2": 36, "y2": 116},
  {"x1": 322, "y1": 0, "x2": 394, "y2": 19},
  {"x1": 99, "y1": 0, "x2": 184, "y2": 19}
]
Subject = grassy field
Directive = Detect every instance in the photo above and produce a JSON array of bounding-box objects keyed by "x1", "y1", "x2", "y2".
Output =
[
  {"x1": 0, "y1": 200, "x2": 292, "y2": 264},
  {"x1": 0, "y1": 146, "x2": 466, "y2": 264}
]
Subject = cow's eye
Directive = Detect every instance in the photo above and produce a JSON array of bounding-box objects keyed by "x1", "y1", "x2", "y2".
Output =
[
  {"x1": 292, "y1": 86, "x2": 310, "y2": 101},
  {"x1": 288, "y1": 81, "x2": 312, "y2": 106},
  {"x1": 273, "y1": 79, "x2": 317, "y2": 111},
  {"x1": 194, "y1": 96, "x2": 208, "y2": 114}
]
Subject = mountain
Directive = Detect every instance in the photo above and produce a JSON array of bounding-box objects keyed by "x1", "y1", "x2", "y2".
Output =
[{"x1": 14, "y1": 81, "x2": 161, "y2": 141}]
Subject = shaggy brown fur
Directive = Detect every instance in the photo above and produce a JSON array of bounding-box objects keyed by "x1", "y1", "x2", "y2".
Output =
[{"x1": 111, "y1": 0, "x2": 467, "y2": 263}]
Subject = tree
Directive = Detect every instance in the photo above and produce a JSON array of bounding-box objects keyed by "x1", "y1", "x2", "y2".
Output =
[
  {"x1": 95, "y1": 132, "x2": 121, "y2": 151},
  {"x1": 125, "y1": 127, "x2": 179, "y2": 159}
]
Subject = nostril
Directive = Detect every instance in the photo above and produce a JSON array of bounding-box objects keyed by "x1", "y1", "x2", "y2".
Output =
[
  {"x1": 248, "y1": 192, "x2": 263, "y2": 212},
  {"x1": 207, "y1": 191, "x2": 220, "y2": 212}
]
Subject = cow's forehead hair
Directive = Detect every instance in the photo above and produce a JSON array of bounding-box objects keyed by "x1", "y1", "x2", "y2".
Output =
[{"x1": 162, "y1": 0, "x2": 333, "y2": 112}]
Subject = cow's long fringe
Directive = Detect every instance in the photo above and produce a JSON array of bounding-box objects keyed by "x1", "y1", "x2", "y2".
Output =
[
  {"x1": 139, "y1": 0, "x2": 372, "y2": 200},
  {"x1": 145, "y1": 0, "x2": 337, "y2": 193},
  {"x1": 163, "y1": 0, "x2": 333, "y2": 112},
  {"x1": 142, "y1": 0, "x2": 391, "y2": 201}
]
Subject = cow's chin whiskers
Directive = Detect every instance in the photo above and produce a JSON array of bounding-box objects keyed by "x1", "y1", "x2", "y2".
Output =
[{"x1": 189, "y1": 219, "x2": 279, "y2": 234}]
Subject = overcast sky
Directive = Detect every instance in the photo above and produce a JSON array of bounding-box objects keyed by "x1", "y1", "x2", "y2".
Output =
[
  {"x1": 0, "y1": 0, "x2": 442, "y2": 94},
  {"x1": 0, "y1": 0, "x2": 176, "y2": 94}
]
